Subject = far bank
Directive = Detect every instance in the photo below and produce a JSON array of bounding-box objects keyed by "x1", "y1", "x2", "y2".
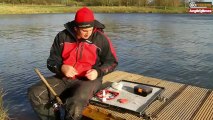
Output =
[{"x1": 0, "y1": 4, "x2": 188, "y2": 14}]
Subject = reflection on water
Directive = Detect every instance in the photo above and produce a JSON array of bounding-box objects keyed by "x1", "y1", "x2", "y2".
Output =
[{"x1": 0, "y1": 13, "x2": 213, "y2": 120}]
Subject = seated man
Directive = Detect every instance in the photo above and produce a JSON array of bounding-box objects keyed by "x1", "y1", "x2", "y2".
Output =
[{"x1": 28, "y1": 7, "x2": 118, "y2": 120}]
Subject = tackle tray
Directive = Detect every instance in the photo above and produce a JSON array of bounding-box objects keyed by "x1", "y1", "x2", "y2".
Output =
[{"x1": 89, "y1": 80, "x2": 165, "y2": 117}]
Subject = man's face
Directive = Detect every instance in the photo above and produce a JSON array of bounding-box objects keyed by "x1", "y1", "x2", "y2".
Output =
[{"x1": 76, "y1": 27, "x2": 93, "y2": 40}]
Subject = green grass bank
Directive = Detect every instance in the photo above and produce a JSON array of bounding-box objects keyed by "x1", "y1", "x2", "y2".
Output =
[{"x1": 0, "y1": 4, "x2": 188, "y2": 14}]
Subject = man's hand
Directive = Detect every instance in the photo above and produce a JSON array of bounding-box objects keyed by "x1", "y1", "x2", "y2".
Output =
[
  {"x1": 85, "y1": 69, "x2": 98, "y2": 80},
  {"x1": 61, "y1": 64, "x2": 78, "y2": 78}
]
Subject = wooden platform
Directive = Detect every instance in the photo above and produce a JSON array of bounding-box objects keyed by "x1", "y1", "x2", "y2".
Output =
[{"x1": 86, "y1": 71, "x2": 213, "y2": 120}]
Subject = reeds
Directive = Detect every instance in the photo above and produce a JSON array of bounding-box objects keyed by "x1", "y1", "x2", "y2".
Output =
[{"x1": 0, "y1": 90, "x2": 8, "y2": 120}]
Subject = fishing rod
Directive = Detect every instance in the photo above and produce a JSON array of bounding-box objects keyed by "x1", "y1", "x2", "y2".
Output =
[{"x1": 34, "y1": 68, "x2": 65, "y2": 120}]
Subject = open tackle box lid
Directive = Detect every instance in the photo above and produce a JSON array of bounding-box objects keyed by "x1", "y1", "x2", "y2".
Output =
[{"x1": 89, "y1": 80, "x2": 165, "y2": 117}]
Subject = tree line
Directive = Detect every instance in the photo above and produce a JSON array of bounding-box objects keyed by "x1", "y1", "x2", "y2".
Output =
[{"x1": 0, "y1": 0, "x2": 205, "y2": 7}]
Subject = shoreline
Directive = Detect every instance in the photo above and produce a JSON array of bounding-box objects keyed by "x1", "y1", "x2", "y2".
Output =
[{"x1": 0, "y1": 4, "x2": 188, "y2": 15}]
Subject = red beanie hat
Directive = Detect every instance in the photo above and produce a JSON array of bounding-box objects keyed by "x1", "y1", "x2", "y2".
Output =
[{"x1": 75, "y1": 7, "x2": 95, "y2": 28}]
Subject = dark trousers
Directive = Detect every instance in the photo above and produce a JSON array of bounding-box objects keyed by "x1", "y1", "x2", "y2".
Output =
[{"x1": 28, "y1": 75, "x2": 102, "y2": 120}]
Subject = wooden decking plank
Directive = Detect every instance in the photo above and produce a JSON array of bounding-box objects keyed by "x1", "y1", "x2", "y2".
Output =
[
  {"x1": 133, "y1": 76, "x2": 162, "y2": 86},
  {"x1": 103, "y1": 70, "x2": 129, "y2": 83},
  {"x1": 159, "y1": 86, "x2": 204, "y2": 119},
  {"x1": 94, "y1": 107, "x2": 143, "y2": 120},
  {"x1": 150, "y1": 84, "x2": 188, "y2": 119},
  {"x1": 155, "y1": 81, "x2": 184, "y2": 98},
  {"x1": 148, "y1": 81, "x2": 186, "y2": 116},
  {"x1": 156, "y1": 86, "x2": 193, "y2": 119},
  {"x1": 83, "y1": 105, "x2": 125, "y2": 120},
  {"x1": 120, "y1": 72, "x2": 143, "y2": 82},
  {"x1": 156, "y1": 86, "x2": 208, "y2": 120},
  {"x1": 172, "y1": 88, "x2": 208, "y2": 120},
  {"x1": 145, "y1": 82, "x2": 184, "y2": 115},
  {"x1": 192, "y1": 91, "x2": 213, "y2": 120},
  {"x1": 189, "y1": 90, "x2": 212, "y2": 120}
]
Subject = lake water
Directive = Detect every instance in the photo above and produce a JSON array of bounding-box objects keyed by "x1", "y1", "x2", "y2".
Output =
[{"x1": 0, "y1": 13, "x2": 213, "y2": 120}]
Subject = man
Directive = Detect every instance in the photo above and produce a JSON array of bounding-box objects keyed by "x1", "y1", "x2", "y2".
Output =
[{"x1": 28, "y1": 7, "x2": 118, "y2": 120}]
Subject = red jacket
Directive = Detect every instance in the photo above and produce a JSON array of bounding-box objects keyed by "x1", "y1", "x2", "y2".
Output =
[{"x1": 47, "y1": 20, "x2": 118, "y2": 78}]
